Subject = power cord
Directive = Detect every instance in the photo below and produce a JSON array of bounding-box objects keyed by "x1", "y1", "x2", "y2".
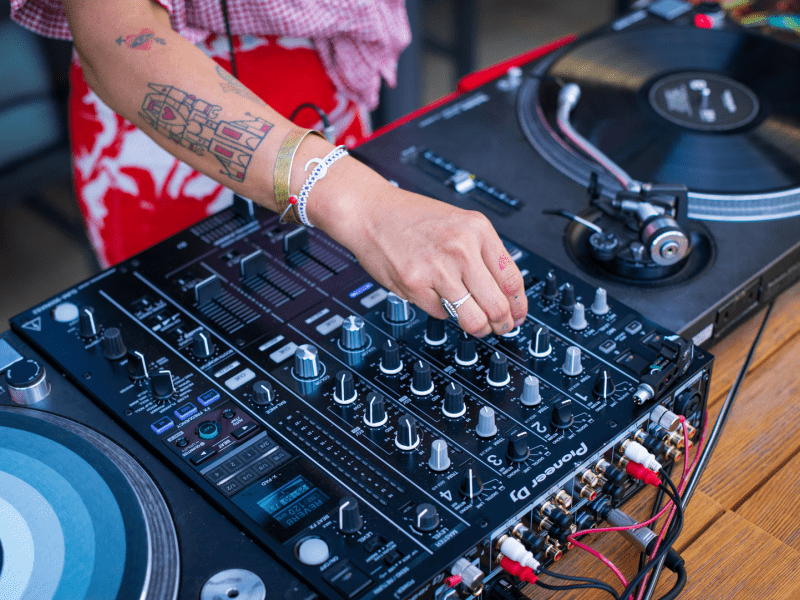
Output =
[
  {"x1": 219, "y1": 0, "x2": 238, "y2": 78},
  {"x1": 290, "y1": 103, "x2": 336, "y2": 143}
]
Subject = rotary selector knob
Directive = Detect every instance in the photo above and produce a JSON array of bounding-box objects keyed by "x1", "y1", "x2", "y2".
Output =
[
  {"x1": 364, "y1": 392, "x2": 388, "y2": 427},
  {"x1": 569, "y1": 302, "x2": 588, "y2": 330},
  {"x1": 442, "y1": 382, "x2": 466, "y2": 418},
  {"x1": 425, "y1": 317, "x2": 447, "y2": 346},
  {"x1": 395, "y1": 414, "x2": 421, "y2": 450},
  {"x1": 543, "y1": 270, "x2": 559, "y2": 302},
  {"x1": 562, "y1": 346, "x2": 583, "y2": 376},
  {"x1": 528, "y1": 324, "x2": 552, "y2": 358},
  {"x1": 252, "y1": 380, "x2": 274, "y2": 406},
  {"x1": 127, "y1": 350, "x2": 149, "y2": 380},
  {"x1": 475, "y1": 406, "x2": 498, "y2": 438},
  {"x1": 414, "y1": 503, "x2": 440, "y2": 532},
  {"x1": 192, "y1": 330, "x2": 215, "y2": 358},
  {"x1": 455, "y1": 332, "x2": 478, "y2": 366},
  {"x1": 379, "y1": 340, "x2": 403, "y2": 374},
  {"x1": 79, "y1": 306, "x2": 98, "y2": 338},
  {"x1": 151, "y1": 369, "x2": 175, "y2": 400},
  {"x1": 294, "y1": 344, "x2": 321, "y2": 379},
  {"x1": 520, "y1": 375, "x2": 542, "y2": 406},
  {"x1": 593, "y1": 369, "x2": 616, "y2": 398},
  {"x1": 487, "y1": 352, "x2": 510, "y2": 387},
  {"x1": 428, "y1": 439, "x2": 451, "y2": 472},
  {"x1": 551, "y1": 397, "x2": 574, "y2": 429},
  {"x1": 459, "y1": 466, "x2": 484, "y2": 498},
  {"x1": 559, "y1": 283, "x2": 576, "y2": 310},
  {"x1": 6, "y1": 359, "x2": 50, "y2": 405},
  {"x1": 337, "y1": 496, "x2": 363, "y2": 534},
  {"x1": 340, "y1": 316, "x2": 367, "y2": 350},
  {"x1": 506, "y1": 431, "x2": 530, "y2": 462},
  {"x1": 410, "y1": 360, "x2": 434, "y2": 396},
  {"x1": 333, "y1": 370, "x2": 357, "y2": 405},
  {"x1": 103, "y1": 327, "x2": 127, "y2": 360},
  {"x1": 385, "y1": 292, "x2": 411, "y2": 323},
  {"x1": 591, "y1": 287, "x2": 610, "y2": 315}
]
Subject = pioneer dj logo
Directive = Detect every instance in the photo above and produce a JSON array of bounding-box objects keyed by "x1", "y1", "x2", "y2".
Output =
[{"x1": 509, "y1": 443, "x2": 588, "y2": 503}]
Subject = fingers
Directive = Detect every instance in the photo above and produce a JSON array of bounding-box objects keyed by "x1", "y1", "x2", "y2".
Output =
[
  {"x1": 461, "y1": 264, "x2": 516, "y2": 335},
  {"x1": 482, "y1": 243, "x2": 528, "y2": 326}
]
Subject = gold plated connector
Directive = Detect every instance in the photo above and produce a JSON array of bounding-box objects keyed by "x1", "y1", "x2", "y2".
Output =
[
  {"x1": 555, "y1": 490, "x2": 572, "y2": 510},
  {"x1": 580, "y1": 469, "x2": 600, "y2": 487},
  {"x1": 576, "y1": 483, "x2": 598, "y2": 500}
]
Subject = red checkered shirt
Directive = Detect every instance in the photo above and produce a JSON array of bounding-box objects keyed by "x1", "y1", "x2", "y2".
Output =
[{"x1": 10, "y1": 0, "x2": 411, "y2": 109}]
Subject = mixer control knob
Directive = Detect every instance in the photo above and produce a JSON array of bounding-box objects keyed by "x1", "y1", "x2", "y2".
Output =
[
  {"x1": 559, "y1": 283, "x2": 576, "y2": 311},
  {"x1": 428, "y1": 439, "x2": 451, "y2": 471},
  {"x1": 103, "y1": 327, "x2": 127, "y2": 360},
  {"x1": 337, "y1": 496, "x2": 363, "y2": 534},
  {"x1": 340, "y1": 316, "x2": 367, "y2": 350},
  {"x1": 475, "y1": 406, "x2": 498, "y2": 438},
  {"x1": 379, "y1": 340, "x2": 403, "y2": 374},
  {"x1": 551, "y1": 397, "x2": 574, "y2": 429},
  {"x1": 127, "y1": 350, "x2": 149, "y2": 380},
  {"x1": 569, "y1": 302, "x2": 588, "y2": 330},
  {"x1": 78, "y1": 306, "x2": 98, "y2": 338},
  {"x1": 294, "y1": 344, "x2": 321, "y2": 379},
  {"x1": 152, "y1": 369, "x2": 175, "y2": 401},
  {"x1": 520, "y1": 375, "x2": 542, "y2": 406},
  {"x1": 385, "y1": 292, "x2": 411, "y2": 323},
  {"x1": 528, "y1": 324, "x2": 552, "y2": 358},
  {"x1": 562, "y1": 346, "x2": 583, "y2": 376},
  {"x1": 424, "y1": 317, "x2": 447, "y2": 346},
  {"x1": 333, "y1": 370, "x2": 357, "y2": 405},
  {"x1": 191, "y1": 330, "x2": 215, "y2": 358},
  {"x1": 459, "y1": 466, "x2": 484, "y2": 498},
  {"x1": 487, "y1": 352, "x2": 510, "y2": 387},
  {"x1": 506, "y1": 431, "x2": 530, "y2": 462},
  {"x1": 591, "y1": 287, "x2": 610, "y2": 315},
  {"x1": 414, "y1": 503, "x2": 440, "y2": 532},
  {"x1": 411, "y1": 360, "x2": 434, "y2": 396},
  {"x1": 6, "y1": 359, "x2": 50, "y2": 405},
  {"x1": 593, "y1": 368, "x2": 616, "y2": 398},
  {"x1": 364, "y1": 392, "x2": 388, "y2": 427},
  {"x1": 252, "y1": 380, "x2": 274, "y2": 406},
  {"x1": 442, "y1": 382, "x2": 466, "y2": 418},
  {"x1": 395, "y1": 414, "x2": 420, "y2": 450},
  {"x1": 543, "y1": 270, "x2": 559, "y2": 302},
  {"x1": 456, "y1": 332, "x2": 478, "y2": 366}
]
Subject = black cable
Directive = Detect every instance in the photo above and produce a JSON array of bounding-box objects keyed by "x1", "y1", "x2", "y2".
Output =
[
  {"x1": 219, "y1": 0, "x2": 238, "y2": 78},
  {"x1": 656, "y1": 564, "x2": 687, "y2": 600},
  {"x1": 535, "y1": 579, "x2": 620, "y2": 599},
  {"x1": 290, "y1": 103, "x2": 332, "y2": 129},
  {"x1": 640, "y1": 461, "x2": 674, "y2": 571},
  {"x1": 538, "y1": 567, "x2": 620, "y2": 600}
]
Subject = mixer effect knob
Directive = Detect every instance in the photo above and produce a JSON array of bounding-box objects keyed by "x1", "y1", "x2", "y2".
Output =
[
  {"x1": 395, "y1": 414, "x2": 421, "y2": 450},
  {"x1": 487, "y1": 352, "x2": 510, "y2": 387},
  {"x1": 379, "y1": 340, "x2": 403, "y2": 374},
  {"x1": 103, "y1": 327, "x2": 127, "y2": 360},
  {"x1": 591, "y1": 287, "x2": 610, "y2": 315},
  {"x1": 543, "y1": 270, "x2": 559, "y2": 302},
  {"x1": 459, "y1": 466, "x2": 484, "y2": 498},
  {"x1": 428, "y1": 439, "x2": 451, "y2": 471},
  {"x1": 191, "y1": 330, "x2": 215, "y2": 358},
  {"x1": 530, "y1": 325, "x2": 553, "y2": 359},
  {"x1": 551, "y1": 397, "x2": 574, "y2": 429},
  {"x1": 506, "y1": 431, "x2": 530, "y2": 463},
  {"x1": 455, "y1": 332, "x2": 478, "y2": 366},
  {"x1": 385, "y1": 292, "x2": 411, "y2": 323},
  {"x1": 442, "y1": 382, "x2": 466, "y2": 418},
  {"x1": 559, "y1": 283, "x2": 576, "y2": 311},
  {"x1": 127, "y1": 351, "x2": 149, "y2": 380},
  {"x1": 569, "y1": 302, "x2": 588, "y2": 331},
  {"x1": 340, "y1": 316, "x2": 367, "y2": 350},
  {"x1": 78, "y1": 307, "x2": 98, "y2": 338},
  {"x1": 562, "y1": 346, "x2": 583, "y2": 376},
  {"x1": 424, "y1": 317, "x2": 447, "y2": 346},
  {"x1": 414, "y1": 503, "x2": 440, "y2": 532},
  {"x1": 294, "y1": 344, "x2": 321, "y2": 379},
  {"x1": 6, "y1": 359, "x2": 50, "y2": 405},
  {"x1": 337, "y1": 497, "x2": 363, "y2": 534},
  {"x1": 411, "y1": 360, "x2": 434, "y2": 396},
  {"x1": 252, "y1": 380, "x2": 274, "y2": 406},
  {"x1": 152, "y1": 369, "x2": 175, "y2": 400},
  {"x1": 475, "y1": 406, "x2": 498, "y2": 438},
  {"x1": 520, "y1": 375, "x2": 542, "y2": 406},
  {"x1": 363, "y1": 392, "x2": 388, "y2": 427},
  {"x1": 333, "y1": 370, "x2": 357, "y2": 405},
  {"x1": 593, "y1": 369, "x2": 616, "y2": 398}
]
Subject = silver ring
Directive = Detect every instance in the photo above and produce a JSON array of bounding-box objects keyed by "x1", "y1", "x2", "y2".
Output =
[{"x1": 441, "y1": 292, "x2": 472, "y2": 320}]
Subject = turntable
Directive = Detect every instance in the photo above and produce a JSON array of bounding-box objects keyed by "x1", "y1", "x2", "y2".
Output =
[{"x1": 354, "y1": 0, "x2": 800, "y2": 347}]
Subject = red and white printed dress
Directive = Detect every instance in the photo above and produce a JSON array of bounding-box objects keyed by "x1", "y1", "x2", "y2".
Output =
[{"x1": 12, "y1": 0, "x2": 411, "y2": 267}]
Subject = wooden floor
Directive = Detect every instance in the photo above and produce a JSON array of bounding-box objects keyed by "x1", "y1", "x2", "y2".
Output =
[{"x1": 524, "y1": 279, "x2": 800, "y2": 600}]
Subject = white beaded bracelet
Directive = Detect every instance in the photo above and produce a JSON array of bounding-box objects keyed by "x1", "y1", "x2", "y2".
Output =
[{"x1": 295, "y1": 145, "x2": 349, "y2": 227}]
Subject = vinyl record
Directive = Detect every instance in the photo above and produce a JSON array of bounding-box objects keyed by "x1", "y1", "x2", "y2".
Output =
[
  {"x1": 0, "y1": 406, "x2": 179, "y2": 600},
  {"x1": 519, "y1": 25, "x2": 800, "y2": 221}
]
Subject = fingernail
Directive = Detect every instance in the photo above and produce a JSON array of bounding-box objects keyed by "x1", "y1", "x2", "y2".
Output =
[{"x1": 514, "y1": 318, "x2": 526, "y2": 327}]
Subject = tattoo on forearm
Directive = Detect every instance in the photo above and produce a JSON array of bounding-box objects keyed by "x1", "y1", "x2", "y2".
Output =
[
  {"x1": 215, "y1": 66, "x2": 265, "y2": 105},
  {"x1": 116, "y1": 28, "x2": 166, "y2": 50},
  {"x1": 138, "y1": 83, "x2": 273, "y2": 183}
]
